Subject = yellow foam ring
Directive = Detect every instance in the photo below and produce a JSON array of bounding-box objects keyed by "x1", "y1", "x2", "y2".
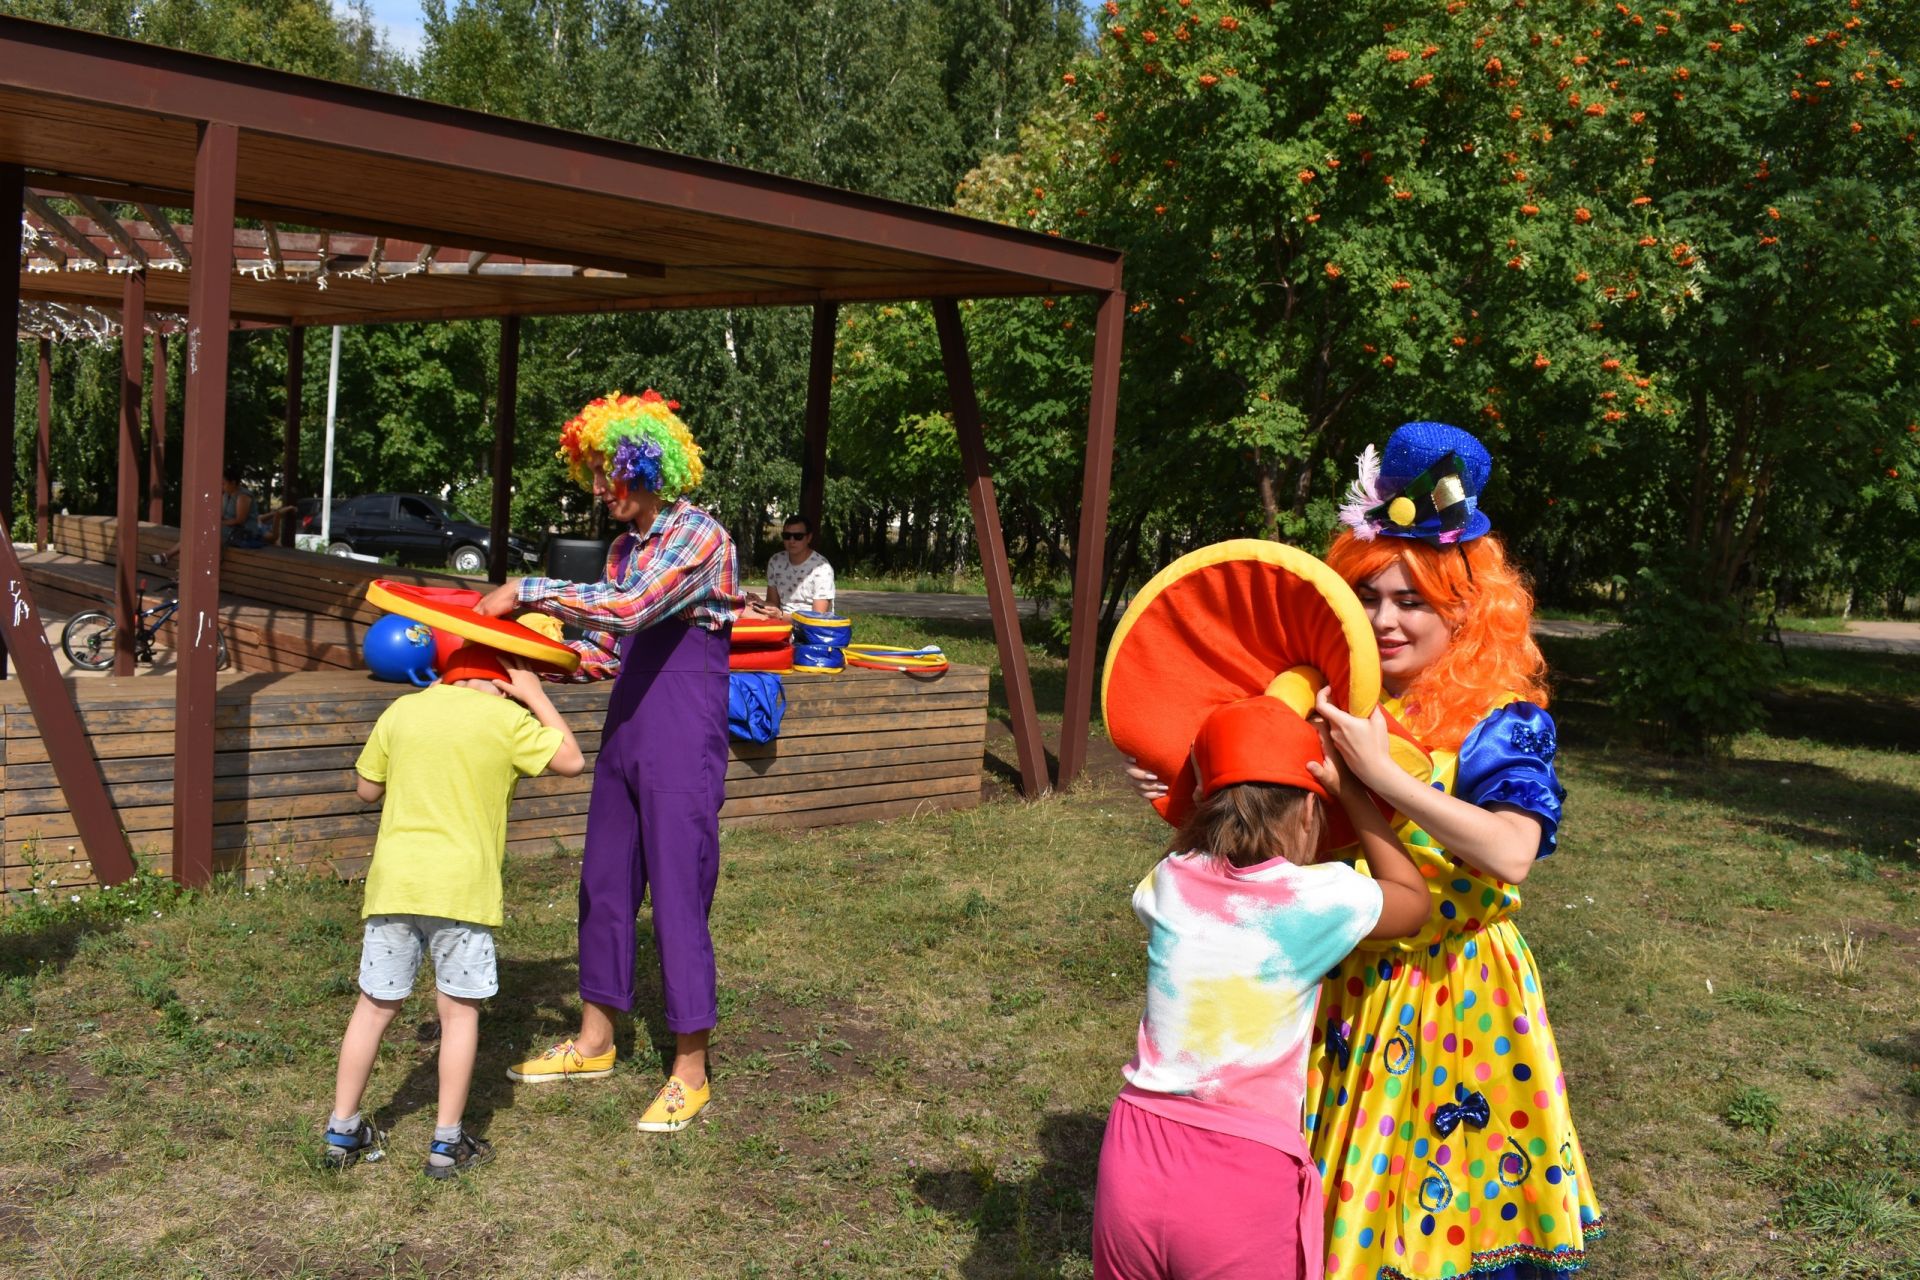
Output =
[
  {"x1": 514, "y1": 612, "x2": 564, "y2": 643},
  {"x1": 365, "y1": 580, "x2": 579, "y2": 671},
  {"x1": 1102, "y1": 538, "x2": 1381, "y2": 724},
  {"x1": 1263, "y1": 665, "x2": 1326, "y2": 718},
  {"x1": 1388, "y1": 732, "x2": 1433, "y2": 781}
]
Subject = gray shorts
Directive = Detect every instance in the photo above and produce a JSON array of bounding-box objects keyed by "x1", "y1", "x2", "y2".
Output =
[{"x1": 358, "y1": 914, "x2": 498, "y2": 1001}]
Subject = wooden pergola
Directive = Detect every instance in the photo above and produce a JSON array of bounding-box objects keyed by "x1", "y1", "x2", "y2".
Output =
[{"x1": 0, "y1": 17, "x2": 1124, "y2": 888}]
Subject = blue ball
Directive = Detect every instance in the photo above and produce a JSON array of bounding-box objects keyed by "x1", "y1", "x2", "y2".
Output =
[{"x1": 365, "y1": 614, "x2": 438, "y2": 685}]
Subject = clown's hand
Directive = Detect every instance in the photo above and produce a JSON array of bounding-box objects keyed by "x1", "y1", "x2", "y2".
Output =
[
  {"x1": 476, "y1": 580, "x2": 523, "y2": 618},
  {"x1": 1124, "y1": 758, "x2": 1169, "y2": 803},
  {"x1": 1313, "y1": 687, "x2": 1395, "y2": 787}
]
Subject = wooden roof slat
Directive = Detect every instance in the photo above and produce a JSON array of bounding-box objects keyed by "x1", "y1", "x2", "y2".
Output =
[
  {"x1": 137, "y1": 203, "x2": 190, "y2": 266},
  {"x1": 22, "y1": 191, "x2": 108, "y2": 268},
  {"x1": 21, "y1": 214, "x2": 66, "y2": 268},
  {"x1": 70, "y1": 194, "x2": 147, "y2": 267}
]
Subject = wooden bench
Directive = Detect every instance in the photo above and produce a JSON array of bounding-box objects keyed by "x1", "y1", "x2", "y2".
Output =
[
  {"x1": 43, "y1": 514, "x2": 478, "y2": 671},
  {"x1": 0, "y1": 664, "x2": 988, "y2": 889}
]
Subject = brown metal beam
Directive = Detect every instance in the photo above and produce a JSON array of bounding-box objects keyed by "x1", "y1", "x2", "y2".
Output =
[
  {"x1": 115, "y1": 269, "x2": 144, "y2": 677},
  {"x1": 932, "y1": 299, "x2": 1047, "y2": 797},
  {"x1": 0, "y1": 162, "x2": 16, "y2": 680},
  {"x1": 0, "y1": 536, "x2": 140, "y2": 883},
  {"x1": 0, "y1": 160, "x2": 137, "y2": 883},
  {"x1": 280, "y1": 326, "x2": 302, "y2": 545},
  {"x1": 171, "y1": 121, "x2": 238, "y2": 889},
  {"x1": 35, "y1": 338, "x2": 51, "y2": 550},
  {"x1": 799, "y1": 301, "x2": 837, "y2": 538},
  {"x1": 488, "y1": 315, "x2": 519, "y2": 584},
  {"x1": 1057, "y1": 290, "x2": 1125, "y2": 789},
  {"x1": 149, "y1": 334, "x2": 167, "y2": 524},
  {"x1": 0, "y1": 22, "x2": 1121, "y2": 292}
]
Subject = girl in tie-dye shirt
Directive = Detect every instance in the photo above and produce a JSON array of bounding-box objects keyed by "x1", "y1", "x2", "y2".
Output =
[{"x1": 1094, "y1": 695, "x2": 1430, "y2": 1280}]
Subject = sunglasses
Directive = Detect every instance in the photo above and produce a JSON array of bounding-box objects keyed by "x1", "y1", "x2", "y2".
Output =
[{"x1": 782, "y1": 532, "x2": 808, "y2": 541}]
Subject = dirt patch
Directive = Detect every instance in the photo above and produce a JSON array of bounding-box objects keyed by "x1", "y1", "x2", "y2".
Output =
[
  {"x1": 25, "y1": 1049, "x2": 110, "y2": 1105},
  {"x1": 0, "y1": 1201, "x2": 36, "y2": 1244},
  {"x1": 235, "y1": 1229, "x2": 475, "y2": 1279},
  {"x1": 713, "y1": 994, "x2": 891, "y2": 1164}
]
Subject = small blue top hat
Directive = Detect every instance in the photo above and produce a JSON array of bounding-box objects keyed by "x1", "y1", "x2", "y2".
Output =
[{"x1": 1339, "y1": 421, "x2": 1493, "y2": 545}]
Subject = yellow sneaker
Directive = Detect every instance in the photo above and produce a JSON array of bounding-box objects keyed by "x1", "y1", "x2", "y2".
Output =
[
  {"x1": 635, "y1": 1075, "x2": 711, "y2": 1132},
  {"x1": 505, "y1": 1039, "x2": 616, "y2": 1084}
]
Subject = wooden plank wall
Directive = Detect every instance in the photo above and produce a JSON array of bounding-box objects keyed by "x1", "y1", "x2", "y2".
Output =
[{"x1": 0, "y1": 664, "x2": 987, "y2": 891}]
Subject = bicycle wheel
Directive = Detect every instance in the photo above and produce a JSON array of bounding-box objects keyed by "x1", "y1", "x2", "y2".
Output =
[{"x1": 61, "y1": 610, "x2": 118, "y2": 671}]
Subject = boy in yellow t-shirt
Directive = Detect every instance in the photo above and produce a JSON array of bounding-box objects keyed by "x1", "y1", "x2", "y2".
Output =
[{"x1": 322, "y1": 642, "x2": 585, "y2": 1176}]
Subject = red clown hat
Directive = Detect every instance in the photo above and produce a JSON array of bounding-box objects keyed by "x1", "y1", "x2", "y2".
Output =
[{"x1": 1102, "y1": 539, "x2": 1428, "y2": 850}]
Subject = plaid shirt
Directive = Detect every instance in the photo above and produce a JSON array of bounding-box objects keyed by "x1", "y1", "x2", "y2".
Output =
[{"x1": 518, "y1": 499, "x2": 740, "y2": 682}]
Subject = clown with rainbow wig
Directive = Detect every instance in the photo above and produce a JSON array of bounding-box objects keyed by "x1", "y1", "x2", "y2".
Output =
[{"x1": 478, "y1": 389, "x2": 741, "y2": 1135}]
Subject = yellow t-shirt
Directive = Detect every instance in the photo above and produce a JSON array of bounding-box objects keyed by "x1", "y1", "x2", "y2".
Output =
[{"x1": 354, "y1": 683, "x2": 563, "y2": 927}]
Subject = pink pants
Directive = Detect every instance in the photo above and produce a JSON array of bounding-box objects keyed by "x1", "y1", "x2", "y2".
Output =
[{"x1": 1092, "y1": 1098, "x2": 1311, "y2": 1280}]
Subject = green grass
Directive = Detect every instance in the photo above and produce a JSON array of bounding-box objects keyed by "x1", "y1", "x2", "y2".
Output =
[
  {"x1": 1, "y1": 638, "x2": 1916, "y2": 1278},
  {"x1": 834, "y1": 570, "x2": 994, "y2": 596}
]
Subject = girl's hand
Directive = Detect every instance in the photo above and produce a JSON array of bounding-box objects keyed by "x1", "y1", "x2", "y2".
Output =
[
  {"x1": 1124, "y1": 758, "x2": 1169, "y2": 802},
  {"x1": 476, "y1": 580, "x2": 523, "y2": 618},
  {"x1": 1314, "y1": 687, "x2": 1395, "y2": 786}
]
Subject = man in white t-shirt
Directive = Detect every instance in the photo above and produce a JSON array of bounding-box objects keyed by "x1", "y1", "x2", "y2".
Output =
[{"x1": 762, "y1": 515, "x2": 834, "y2": 615}]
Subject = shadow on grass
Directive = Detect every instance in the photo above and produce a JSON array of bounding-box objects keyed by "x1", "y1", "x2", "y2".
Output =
[
  {"x1": 913, "y1": 1110, "x2": 1105, "y2": 1278},
  {"x1": 371, "y1": 947, "x2": 672, "y2": 1138},
  {"x1": 1540, "y1": 637, "x2": 1920, "y2": 861}
]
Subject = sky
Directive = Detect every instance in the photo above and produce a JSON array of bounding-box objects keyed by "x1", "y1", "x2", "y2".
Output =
[{"x1": 360, "y1": 0, "x2": 426, "y2": 60}]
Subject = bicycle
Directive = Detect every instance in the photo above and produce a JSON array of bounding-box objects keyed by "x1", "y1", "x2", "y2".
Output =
[{"x1": 60, "y1": 576, "x2": 229, "y2": 672}]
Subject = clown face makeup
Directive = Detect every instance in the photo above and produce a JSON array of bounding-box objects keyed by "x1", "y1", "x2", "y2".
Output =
[
  {"x1": 1354, "y1": 560, "x2": 1452, "y2": 695},
  {"x1": 586, "y1": 451, "x2": 648, "y2": 526}
]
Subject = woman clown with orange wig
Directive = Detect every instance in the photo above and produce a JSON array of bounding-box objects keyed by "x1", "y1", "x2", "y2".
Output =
[{"x1": 1128, "y1": 423, "x2": 1603, "y2": 1279}]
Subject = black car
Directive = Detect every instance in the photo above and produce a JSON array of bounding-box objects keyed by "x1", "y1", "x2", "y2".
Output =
[{"x1": 321, "y1": 493, "x2": 539, "y2": 574}]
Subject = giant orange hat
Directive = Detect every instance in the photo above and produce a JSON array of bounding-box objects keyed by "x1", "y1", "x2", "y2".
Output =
[{"x1": 1102, "y1": 539, "x2": 1429, "y2": 850}]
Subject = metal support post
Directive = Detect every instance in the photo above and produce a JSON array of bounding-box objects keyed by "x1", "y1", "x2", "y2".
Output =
[
  {"x1": 799, "y1": 302, "x2": 837, "y2": 538},
  {"x1": 932, "y1": 299, "x2": 1047, "y2": 797},
  {"x1": 115, "y1": 270, "x2": 145, "y2": 677},
  {"x1": 280, "y1": 326, "x2": 303, "y2": 546},
  {"x1": 1057, "y1": 291, "x2": 1124, "y2": 788},
  {"x1": 171, "y1": 121, "x2": 238, "y2": 887},
  {"x1": 488, "y1": 315, "x2": 519, "y2": 583}
]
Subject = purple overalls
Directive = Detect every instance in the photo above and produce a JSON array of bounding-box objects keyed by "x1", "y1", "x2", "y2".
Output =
[{"x1": 577, "y1": 616, "x2": 730, "y2": 1032}]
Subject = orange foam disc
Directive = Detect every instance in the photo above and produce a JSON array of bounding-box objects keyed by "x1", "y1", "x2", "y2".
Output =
[
  {"x1": 732, "y1": 618, "x2": 794, "y2": 649},
  {"x1": 729, "y1": 645, "x2": 794, "y2": 672},
  {"x1": 367, "y1": 580, "x2": 580, "y2": 674},
  {"x1": 1102, "y1": 540, "x2": 1390, "y2": 842}
]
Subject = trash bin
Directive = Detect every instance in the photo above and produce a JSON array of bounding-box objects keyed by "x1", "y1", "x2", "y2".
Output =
[
  {"x1": 542, "y1": 537, "x2": 612, "y2": 645},
  {"x1": 545, "y1": 537, "x2": 611, "y2": 582}
]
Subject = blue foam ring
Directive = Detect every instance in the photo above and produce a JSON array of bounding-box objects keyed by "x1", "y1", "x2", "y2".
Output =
[
  {"x1": 790, "y1": 642, "x2": 845, "y2": 672},
  {"x1": 791, "y1": 610, "x2": 852, "y2": 646}
]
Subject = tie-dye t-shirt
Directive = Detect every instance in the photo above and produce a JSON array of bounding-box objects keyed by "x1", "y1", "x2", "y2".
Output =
[{"x1": 1124, "y1": 852, "x2": 1382, "y2": 1131}]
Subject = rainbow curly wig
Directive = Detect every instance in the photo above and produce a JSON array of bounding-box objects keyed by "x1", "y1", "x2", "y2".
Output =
[{"x1": 556, "y1": 389, "x2": 705, "y2": 501}]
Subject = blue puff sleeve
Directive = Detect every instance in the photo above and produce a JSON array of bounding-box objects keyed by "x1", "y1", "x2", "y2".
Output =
[{"x1": 1454, "y1": 702, "x2": 1566, "y2": 859}]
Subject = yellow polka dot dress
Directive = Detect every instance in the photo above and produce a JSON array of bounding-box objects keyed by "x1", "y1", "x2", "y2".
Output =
[{"x1": 1303, "y1": 701, "x2": 1603, "y2": 1279}]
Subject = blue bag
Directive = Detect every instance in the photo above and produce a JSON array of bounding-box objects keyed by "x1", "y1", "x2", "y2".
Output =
[{"x1": 727, "y1": 672, "x2": 787, "y2": 742}]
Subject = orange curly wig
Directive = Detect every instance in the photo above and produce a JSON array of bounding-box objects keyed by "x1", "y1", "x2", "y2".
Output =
[{"x1": 1324, "y1": 530, "x2": 1549, "y2": 752}]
